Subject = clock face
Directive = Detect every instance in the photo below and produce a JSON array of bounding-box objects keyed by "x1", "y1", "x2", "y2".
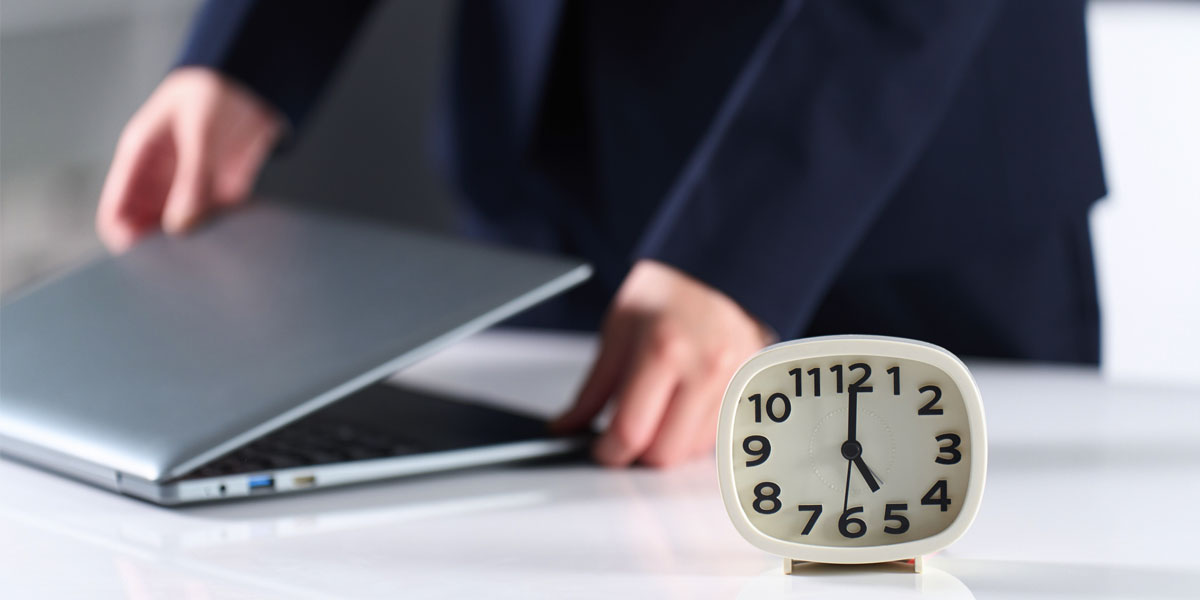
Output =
[{"x1": 728, "y1": 354, "x2": 972, "y2": 548}]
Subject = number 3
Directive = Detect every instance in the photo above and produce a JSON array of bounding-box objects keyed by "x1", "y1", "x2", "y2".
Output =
[{"x1": 935, "y1": 433, "x2": 961, "y2": 465}]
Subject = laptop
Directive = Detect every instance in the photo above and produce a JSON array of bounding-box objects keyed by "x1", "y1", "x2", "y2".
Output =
[{"x1": 0, "y1": 202, "x2": 592, "y2": 505}]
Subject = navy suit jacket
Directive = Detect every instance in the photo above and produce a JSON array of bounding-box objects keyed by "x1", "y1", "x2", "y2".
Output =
[{"x1": 179, "y1": 0, "x2": 1106, "y2": 363}]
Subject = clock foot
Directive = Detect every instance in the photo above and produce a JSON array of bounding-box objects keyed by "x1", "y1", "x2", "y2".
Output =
[
  {"x1": 910, "y1": 555, "x2": 925, "y2": 574},
  {"x1": 783, "y1": 557, "x2": 924, "y2": 574}
]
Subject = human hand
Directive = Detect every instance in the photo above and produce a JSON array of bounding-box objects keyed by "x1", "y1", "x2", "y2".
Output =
[
  {"x1": 551, "y1": 260, "x2": 771, "y2": 467},
  {"x1": 96, "y1": 67, "x2": 284, "y2": 251}
]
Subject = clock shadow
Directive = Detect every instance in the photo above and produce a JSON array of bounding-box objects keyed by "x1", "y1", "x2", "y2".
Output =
[
  {"x1": 739, "y1": 563, "x2": 974, "y2": 599},
  {"x1": 784, "y1": 561, "x2": 923, "y2": 576},
  {"x1": 740, "y1": 558, "x2": 1200, "y2": 599}
]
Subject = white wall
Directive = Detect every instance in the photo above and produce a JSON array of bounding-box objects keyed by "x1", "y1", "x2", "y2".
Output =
[{"x1": 1088, "y1": 2, "x2": 1200, "y2": 386}]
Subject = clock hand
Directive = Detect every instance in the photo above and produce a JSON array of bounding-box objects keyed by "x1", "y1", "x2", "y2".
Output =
[
  {"x1": 852, "y1": 456, "x2": 881, "y2": 492},
  {"x1": 842, "y1": 459, "x2": 852, "y2": 513},
  {"x1": 846, "y1": 386, "x2": 858, "y2": 443}
]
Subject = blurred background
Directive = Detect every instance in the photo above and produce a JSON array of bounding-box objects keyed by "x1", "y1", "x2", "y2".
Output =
[{"x1": 2, "y1": 0, "x2": 1198, "y2": 386}]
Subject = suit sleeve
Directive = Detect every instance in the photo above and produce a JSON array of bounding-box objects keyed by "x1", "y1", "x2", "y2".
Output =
[
  {"x1": 635, "y1": 0, "x2": 1001, "y2": 337},
  {"x1": 176, "y1": 0, "x2": 377, "y2": 127}
]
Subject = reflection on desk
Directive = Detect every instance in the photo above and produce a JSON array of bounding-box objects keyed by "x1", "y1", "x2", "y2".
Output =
[{"x1": 1, "y1": 330, "x2": 1197, "y2": 599}]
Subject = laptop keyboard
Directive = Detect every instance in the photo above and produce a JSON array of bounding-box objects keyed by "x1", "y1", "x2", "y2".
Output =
[{"x1": 183, "y1": 415, "x2": 422, "y2": 479}]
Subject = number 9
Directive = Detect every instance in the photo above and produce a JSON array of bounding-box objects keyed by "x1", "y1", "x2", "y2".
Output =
[{"x1": 743, "y1": 435, "x2": 771, "y2": 466}]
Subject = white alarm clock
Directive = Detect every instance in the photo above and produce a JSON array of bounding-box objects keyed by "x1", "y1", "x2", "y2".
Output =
[{"x1": 716, "y1": 335, "x2": 986, "y2": 573}]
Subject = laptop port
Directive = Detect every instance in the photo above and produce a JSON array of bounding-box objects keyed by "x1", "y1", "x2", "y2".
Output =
[
  {"x1": 293, "y1": 475, "x2": 316, "y2": 488},
  {"x1": 247, "y1": 475, "x2": 274, "y2": 493}
]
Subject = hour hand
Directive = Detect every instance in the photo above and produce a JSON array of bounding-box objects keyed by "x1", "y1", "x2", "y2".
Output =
[{"x1": 852, "y1": 456, "x2": 881, "y2": 492}]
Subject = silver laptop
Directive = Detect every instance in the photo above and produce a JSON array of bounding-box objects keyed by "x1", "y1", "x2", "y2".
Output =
[{"x1": 0, "y1": 202, "x2": 592, "y2": 505}]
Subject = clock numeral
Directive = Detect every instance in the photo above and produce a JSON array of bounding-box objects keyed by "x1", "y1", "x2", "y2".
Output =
[
  {"x1": 796, "y1": 504, "x2": 823, "y2": 535},
  {"x1": 935, "y1": 433, "x2": 962, "y2": 465},
  {"x1": 921, "y1": 480, "x2": 951, "y2": 512},
  {"x1": 787, "y1": 367, "x2": 803, "y2": 397},
  {"x1": 838, "y1": 506, "x2": 867, "y2": 538},
  {"x1": 887, "y1": 366, "x2": 900, "y2": 395},
  {"x1": 883, "y1": 503, "x2": 910, "y2": 534},
  {"x1": 831, "y1": 365, "x2": 844, "y2": 394},
  {"x1": 752, "y1": 482, "x2": 782, "y2": 514},
  {"x1": 807, "y1": 368, "x2": 821, "y2": 396},
  {"x1": 918, "y1": 385, "x2": 944, "y2": 415},
  {"x1": 742, "y1": 435, "x2": 771, "y2": 467},
  {"x1": 748, "y1": 393, "x2": 791, "y2": 423},
  {"x1": 849, "y1": 362, "x2": 873, "y2": 392}
]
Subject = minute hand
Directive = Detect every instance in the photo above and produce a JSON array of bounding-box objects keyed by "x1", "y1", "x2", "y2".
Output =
[{"x1": 847, "y1": 385, "x2": 858, "y2": 442}]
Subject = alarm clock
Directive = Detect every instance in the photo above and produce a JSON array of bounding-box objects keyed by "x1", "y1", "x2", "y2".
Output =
[{"x1": 716, "y1": 335, "x2": 986, "y2": 573}]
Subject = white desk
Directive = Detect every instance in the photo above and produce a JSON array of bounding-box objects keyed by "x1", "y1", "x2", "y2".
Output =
[{"x1": 2, "y1": 330, "x2": 1198, "y2": 599}]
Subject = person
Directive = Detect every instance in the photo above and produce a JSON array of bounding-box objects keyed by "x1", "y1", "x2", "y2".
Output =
[{"x1": 95, "y1": 1, "x2": 1106, "y2": 468}]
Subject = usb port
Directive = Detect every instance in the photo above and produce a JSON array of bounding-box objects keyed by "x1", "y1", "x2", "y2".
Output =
[{"x1": 247, "y1": 475, "x2": 275, "y2": 493}]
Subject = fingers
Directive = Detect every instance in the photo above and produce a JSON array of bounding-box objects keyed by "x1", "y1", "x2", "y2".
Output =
[
  {"x1": 592, "y1": 334, "x2": 682, "y2": 467},
  {"x1": 95, "y1": 114, "x2": 212, "y2": 249},
  {"x1": 550, "y1": 315, "x2": 636, "y2": 433},
  {"x1": 96, "y1": 120, "x2": 167, "y2": 252},
  {"x1": 592, "y1": 328, "x2": 738, "y2": 467},
  {"x1": 560, "y1": 259, "x2": 767, "y2": 469},
  {"x1": 639, "y1": 368, "x2": 727, "y2": 468},
  {"x1": 95, "y1": 68, "x2": 282, "y2": 252},
  {"x1": 162, "y1": 126, "x2": 211, "y2": 234}
]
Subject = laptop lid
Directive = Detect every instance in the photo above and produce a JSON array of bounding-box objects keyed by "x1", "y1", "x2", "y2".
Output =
[{"x1": 0, "y1": 202, "x2": 591, "y2": 482}]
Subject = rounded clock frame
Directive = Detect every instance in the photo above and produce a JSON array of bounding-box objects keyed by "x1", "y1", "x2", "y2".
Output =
[{"x1": 716, "y1": 335, "x2": 987, "y2": 565}]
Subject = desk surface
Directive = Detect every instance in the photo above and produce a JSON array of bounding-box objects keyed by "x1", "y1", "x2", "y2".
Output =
[{"x1": 2, "y1": 330, "x2": 1198, "y2": 599}]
